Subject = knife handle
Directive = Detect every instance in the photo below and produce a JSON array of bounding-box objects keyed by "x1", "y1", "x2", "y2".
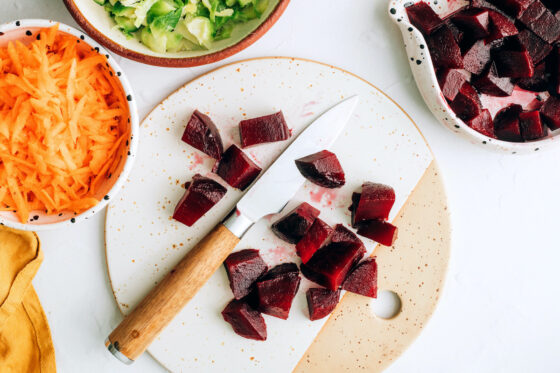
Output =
[{"x1": 106, "y1": 222, "x2": 240, "y2": 363}]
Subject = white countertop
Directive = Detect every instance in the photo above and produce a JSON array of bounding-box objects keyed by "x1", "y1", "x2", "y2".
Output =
[{"x1": 3, "y1": 0, "x2": 560, "y2": 372}]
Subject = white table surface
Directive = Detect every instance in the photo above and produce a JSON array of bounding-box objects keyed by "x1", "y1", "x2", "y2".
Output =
[{"x1": 3, "y1": 1, "x2": 560, "y2": 372}]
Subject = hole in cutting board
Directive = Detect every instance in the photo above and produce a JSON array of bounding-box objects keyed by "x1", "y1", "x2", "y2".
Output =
[{"x1": 371, "y1": 290, "x2": 402, "y2": 319}]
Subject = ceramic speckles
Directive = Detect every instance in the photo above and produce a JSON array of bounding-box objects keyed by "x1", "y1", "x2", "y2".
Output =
[
  {"x1": 105, "y1": 57, "x2": 450, "y2": 372},
  {"x1": 388, "y1": 0, "x2": 559, "y2": 153}
]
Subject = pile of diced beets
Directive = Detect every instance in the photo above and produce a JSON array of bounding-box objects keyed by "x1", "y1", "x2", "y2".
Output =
[
  {"x1": 172, "y1": 108, "x2": 400, "y2": 341},
  {"x1": 221, "y1": 182, "x2": 399, "y2": 341},
  {"x1": 406, "y1": 0, "x2": 560, "y2": 142},
  {"x1": 173, "y1": 110, "x2": 288, "y2": 226}
]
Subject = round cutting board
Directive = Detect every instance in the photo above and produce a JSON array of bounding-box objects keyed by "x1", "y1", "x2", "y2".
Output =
[{"x1": 105, "y1": 57, "x2": 451, "y2": 373}]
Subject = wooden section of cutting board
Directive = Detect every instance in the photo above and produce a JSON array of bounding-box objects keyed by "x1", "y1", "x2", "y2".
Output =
[{"x1": 296, "y1": 160, "x2": 450, "y2": 372}]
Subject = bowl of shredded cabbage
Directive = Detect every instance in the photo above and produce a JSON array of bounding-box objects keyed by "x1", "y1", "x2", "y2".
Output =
[{"x1": 63, "y1": 0, "x2": 290, "y2": 67}]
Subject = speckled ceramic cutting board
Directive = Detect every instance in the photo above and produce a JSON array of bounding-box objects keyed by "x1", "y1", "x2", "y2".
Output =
[{"x1": 105, "y1": 57, "x2": 451, "y2": 372}]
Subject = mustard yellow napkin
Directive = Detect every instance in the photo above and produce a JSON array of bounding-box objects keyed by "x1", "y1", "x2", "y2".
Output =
[{"x1": 0, "y1": 226, "x2": 56, "y2": 372}]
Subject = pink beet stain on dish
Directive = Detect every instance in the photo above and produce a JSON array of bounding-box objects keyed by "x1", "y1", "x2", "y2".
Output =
[
  {"x1": 188, "y1": 152, "x2": 205, "y2": 171},
  {"x1": 303, "y1": 101, "x2": 318, "y2": 109},
  {"x1": 300, "y1": 101, "x2": 318, "y2": 117},
  {"x1": 309, "y1": 187, "x2": 339, "y2": 207},
  {"x1": 266, "y1": 245, "x2": 295, "y2": 263},
  {"x1": 248, "y1": 151, "x2": 260, "y2": 164},
  {"x1": 480, "y1": 87, "x2": 546, "y2": 117},
  {"x1": 445, "y1": 0, "x2": 469, "y2": 14}
]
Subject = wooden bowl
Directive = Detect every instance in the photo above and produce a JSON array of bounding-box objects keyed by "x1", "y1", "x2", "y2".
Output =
[{"x1": 63, "y1": 0, "x2": 290, "y2": 67}]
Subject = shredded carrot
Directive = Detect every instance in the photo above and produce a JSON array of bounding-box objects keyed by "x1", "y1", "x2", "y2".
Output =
[{"x1": 0, "y1": 25, "x2": 131, "y2": 223}]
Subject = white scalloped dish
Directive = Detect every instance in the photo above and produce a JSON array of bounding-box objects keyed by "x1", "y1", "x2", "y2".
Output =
[
  {"x1": 388, "y1": 0, "x2": 560, "y2": 154},
  {"x1": 0, "y1": 20, "x2": 139, "y2": 231}
]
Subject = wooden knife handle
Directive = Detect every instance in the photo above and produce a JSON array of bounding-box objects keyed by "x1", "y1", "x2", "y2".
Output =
[{"x1": 106, "y1": 223, "x2": 240, "y2": 362}]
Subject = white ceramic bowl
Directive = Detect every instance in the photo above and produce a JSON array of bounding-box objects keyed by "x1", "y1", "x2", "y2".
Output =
[
  {"x1": 0, "y1": 19, "x2": 139, "y2": 231},
  {"x1": 388, "y1": 0, "x2": 560, "y2": 154}
]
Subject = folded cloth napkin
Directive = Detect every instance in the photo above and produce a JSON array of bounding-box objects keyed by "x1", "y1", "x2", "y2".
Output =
[{"x1": 0, "y1": 226, "x2": 56, "y2": 372}]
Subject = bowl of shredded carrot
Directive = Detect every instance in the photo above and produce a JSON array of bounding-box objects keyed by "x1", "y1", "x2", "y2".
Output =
[{"x1": 0, "y1": 20, "x2": 138, "y2": 230}]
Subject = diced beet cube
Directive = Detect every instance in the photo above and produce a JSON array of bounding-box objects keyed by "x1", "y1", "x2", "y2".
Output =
[
  {"x1": 173, "y1": 174, "x2": 226, "y2": 226},
  {"x1": 182, "y1": 110, "x2": 223, "y2": 160},
  {"x1": 473, "y1": 63, "x2": 514, "y2": 97},
  {"x1": 519, "y1": 111, "x2": 548, "y2": 140},
  {"x1": 350, "y1": 192, "x2": 361, "y2": 208},
  {"x1": 352, "y1": 182, "x2": 395, "y2": 226},
  {"x1": 352, "y1": 182, "x2": 395, "y2": 225},
  {"x1": 490, "y1": 0, "x2": 536, "y2": 18},
  {"x1": 519, "y1": 0, "x2": 560, "y2": 43},
  {"x1": 271, "y1": 202, "x2": 320, "y2": 244},
  {"x1": 466, "y1": 109, "x2": 496, "y2": 138},
  {"x1": 486, "y1": 10, "x2": 518, "y2": 43},
  {"x1": 449, "y1": 82, "x2": 483, "y2": 121},
  {"x1": 222, "y1": 299, "x2": 267, "y2": 341},
  {"x1": 494, "y1": 49, "x2": 534, "y2": 78},
  {"x1": 555, "y1": 48, "x2": 560, "y2": 95},
  {"x1": 438, "y1": 68, "x2": 468, "y2": 101},
  {"x1": 547, "y1": 46, "x2": 560, "y2": 95},
  {"x1": 540, "y1": 96, "x2": 560, "y2": 129},
  {"x1": 519, "y1": 0, "x2": 547, "y2": 23},
  {"x1": 262, "y1": 262, "x2": 299, "y2": 278},
  {"x1": 446, "y1": 20, "x2": 465, "y2": 47},
  {"x1": 301, "y1": 228, "x2": 365, "y2": 291},
  {"x1": 342, "y1": 259, "x2": 378, "y2": 298},
  {"x1": 256, "y1": 263, "x2": 301, "y2": 319},
  {"x1": 214, "y1": 145, "x2": 261, "y2": 191},
  {"x1": 296, "y1": 218, "x2": 333, "y2": 264},
  {"x1": 306, "y1": 288, "x2": 341, "y2": 321},
  {"x1": 517, "y1": 29, "x2": 553, "y2": 65},
  {"x1": 356, "y1": 220, "x2": 398, "y2": 246},
  {"x1": 516, "y1": 61, "x2": 550, "y2": 91},
  {"x1": 542, "y1": 0, "x2": 560, "y2": 11},
  {"x1": 239, "y1": 111, "x2": 290, "y2": 148},
  {"x1": 462, "y1": 40, "x2": 492, "y2": 75},
  {"x1": 494, "y1": 104, "x2": 524, "y2": 141},
  {"x1": 301, "y1": 243, "x2": 364, "y2": 290},
  {"x1": 349, "y1": 192, "x2": 361, "y2": 228},
  {"x1": 451, "y1": 8, "x2": 491, "y2": 39},
  {"x1": 405, "y1": 2, "x2": 442, "y2": 35},
  {"x1": 427, "y1": 24, "x2": 464, "y2": 69},
  {"x1": 294, "y1": 150, "x2": 345, "y2": 189},
  {"x1": 472, "y1": 63, "x2": 513, "y2": 97},
  {"x1": 331, "y1": 224, "x2": 365, "y2": 247},
  {"x1": 224, "y1": 249, "x2": 268, "y2": 299}
]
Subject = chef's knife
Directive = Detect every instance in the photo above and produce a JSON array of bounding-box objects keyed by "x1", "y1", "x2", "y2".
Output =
[{"x1": 106, "y1": 96, "x2": 359, "y2": 364}]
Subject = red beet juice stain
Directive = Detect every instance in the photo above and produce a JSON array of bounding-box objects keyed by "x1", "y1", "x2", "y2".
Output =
[
  {"x1": 267, "y1": 245, "x2": 296, "y2": 263},
  {"x1": 301, "y1": 101, "x2": 318, "y2": 118},
  {"x1": 309, "y1": 187, "x2": 339, "y2": 207},
  {"x1": 189, "y1": 152, "x2": 204, "y2": 171},
  {"x1": 480, "y1": 87, "x2": 546, "y2": 117}
]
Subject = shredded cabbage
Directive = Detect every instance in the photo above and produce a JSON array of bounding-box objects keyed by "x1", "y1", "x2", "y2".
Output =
[{"x1": 95, "y1": 0, "x2": 269, "y2": 52}]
